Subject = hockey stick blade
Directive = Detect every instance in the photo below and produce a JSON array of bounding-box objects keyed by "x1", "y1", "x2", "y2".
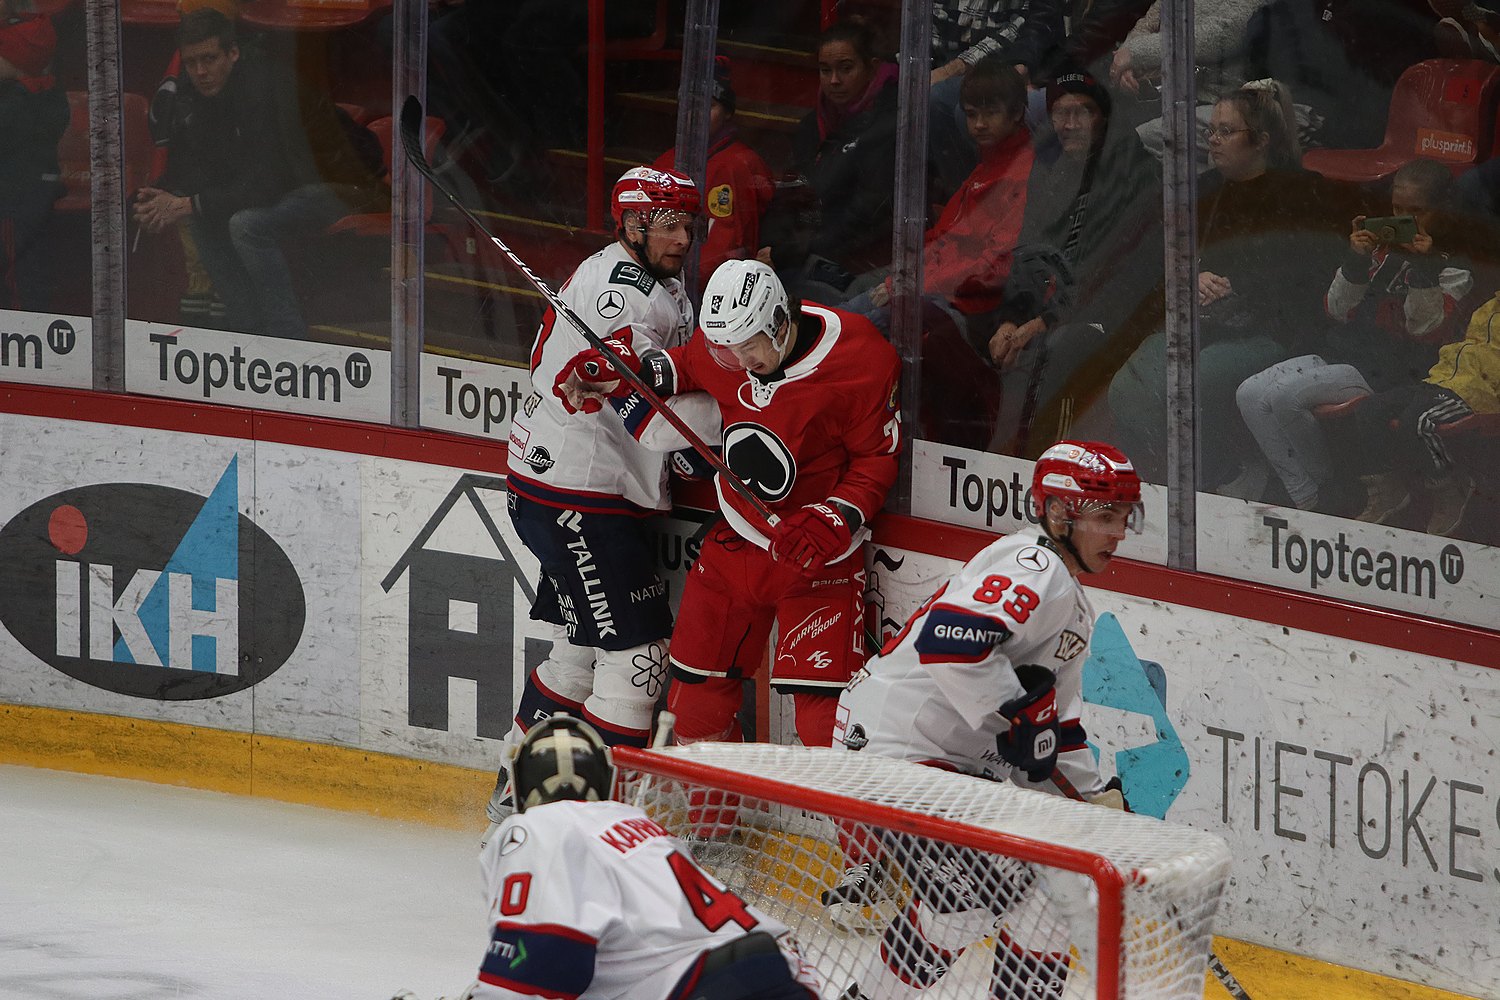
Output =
[
  {"x1": 396, "y1": 96, "x2": 778, "y2": 528},
  {"x1": 1048, "y1": 769, "x2": 1253, "y2": 1000}
]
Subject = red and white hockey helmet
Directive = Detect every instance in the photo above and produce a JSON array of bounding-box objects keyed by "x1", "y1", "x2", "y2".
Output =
[
  {"x1": 610, "y1": 166, "x2": 701, "y2": 230},
  {"x1": 699, "y1": 259, "x2": 791, "y2": 368},
  {"x1": 1031, "y1": 440, "x2": 1144, "y2": 532}
]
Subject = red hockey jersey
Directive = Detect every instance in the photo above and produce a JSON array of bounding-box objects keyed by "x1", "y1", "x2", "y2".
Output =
[{"x1": 630, "y1": 303, "x2": 902, "y2": 558}]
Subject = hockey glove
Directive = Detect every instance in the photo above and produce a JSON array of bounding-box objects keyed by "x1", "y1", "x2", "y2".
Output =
[
  {"x1": 1087, "y1": 776, "x2": 1130, "y2": 811},
  {"x1": 995, "y1": 664, "x2": 1060, "y2": 782},
  {"x1": 553, "y1": 337, "x2": 640, "y2": 414},
  {"x1": 670, "y1": 446, "x2": 718, "y2": 481},
  {"x1": 770, "y1": 501, "x2": 858, "y2": 573}
]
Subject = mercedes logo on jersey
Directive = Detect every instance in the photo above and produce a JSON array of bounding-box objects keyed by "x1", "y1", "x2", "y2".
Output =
[
  {"x1": 596, "y1": 289, "x2": 626, "y2": 319},
  {"x1": 498, "y1": 826, "x2": 529, "y2": 856},
  {"x1": 1017, "y1": 547, "x2": 1050, "y2": 572},
  {"x1": 723, "y1": 423, "x2": 795, "y2": 502}
]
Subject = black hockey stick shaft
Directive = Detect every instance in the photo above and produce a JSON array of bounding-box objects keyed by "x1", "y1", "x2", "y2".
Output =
[
  {"x1": 1048, "y1": 769, "x2": 1253, "y2": 1000},
  {"x1": 396, "y1": 96, "x2": 778, "y2": 529}
]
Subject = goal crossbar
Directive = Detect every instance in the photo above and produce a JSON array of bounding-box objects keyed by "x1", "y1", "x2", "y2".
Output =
[{"x1": 613, "y1": 744, "x2": 1231, "y2": 1000}]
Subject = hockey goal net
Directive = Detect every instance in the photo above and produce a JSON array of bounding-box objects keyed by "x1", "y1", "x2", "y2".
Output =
[{"x1": 613, "y1": 743, "x2": 1231, "y2": 1000}]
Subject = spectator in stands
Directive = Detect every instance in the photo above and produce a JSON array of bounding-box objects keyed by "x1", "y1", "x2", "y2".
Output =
[
  {"x1": 927, "y1": 0, "x2": 1064, "y2": 194},
  {"x1": 1348, "y1": 289, "x2": 1500, "y2": 535},
  {"x1": 0, "y1": 0, "x2": 69, "y2": 312},
  {"x1": 1107, "y1": 80, "x2": 1357, "y2": 489},
  {"x1": 1237, "y1": 158, "x2": 1473, "y2": 515},
  {"x1": 841, "y1": 58, "x2": 1033, "y2": 449},
  {"x1": 1431, "y1": 0, "x2": 1500, "y2": 61},
  {"x1": 654, "y1": 56, "x2": 774, "y2": 293},
  {"x1": 145, "y1": 0, "x2": 246, "y2": 325},
  {"x1": 1034, "y1": 0, "x2": 1154, "y2": 81},
  {"x1": 1245, "y1": 0, "x2": 1441, "y2": 150},
  {"x1": 757, "y1": 18, "x2": 898, "y2": 303},
  {"x1": 133, "y1": 10, "x2": 388, "y2": 341},
  {"x1": 987, "y1": 67, "x2": 1163, "y2": 456},
  {"x1": 1111, "y1": 0, "x2": 1320, "y2": 169}
]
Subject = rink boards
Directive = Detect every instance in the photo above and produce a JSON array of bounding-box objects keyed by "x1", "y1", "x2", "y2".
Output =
[{"x1": 0, "y1": 383, "x2": 1494, "y2": 999}]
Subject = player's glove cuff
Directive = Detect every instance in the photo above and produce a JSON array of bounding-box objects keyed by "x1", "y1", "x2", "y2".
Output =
[
  {"x1": 770, "y1": 501, "x2": 857, "y2": 574},
  {"x1": 996, "y1": 664, "x2": 1060, "y2": 783}
]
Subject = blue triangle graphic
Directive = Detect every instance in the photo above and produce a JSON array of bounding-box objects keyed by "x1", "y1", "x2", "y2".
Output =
[
  {"x1": 1082, "y1": 612, "x2": 1190, "y2": 819},
  {"x1": 114, "y1": 458, "x2": 240, "y2": 670}
]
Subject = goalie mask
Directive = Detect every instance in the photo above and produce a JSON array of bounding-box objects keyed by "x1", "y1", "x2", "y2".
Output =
[
  {"x1": 700, "y1": 259, "x2": 793, "y2": 371},
  {"x1": 510, "y1": 715, "x2": 615, "y2": 813},
  {"x1": 1031, "y1": 440, "x2": 1144, "y2": 534}
]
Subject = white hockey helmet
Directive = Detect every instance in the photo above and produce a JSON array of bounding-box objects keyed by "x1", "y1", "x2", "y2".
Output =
[
  {"x1": 700, "y1": 259, "x2": 791, "y2": 369},
  {"x1": 510, "y1": 714, "x2": 614, "y2": 813}
]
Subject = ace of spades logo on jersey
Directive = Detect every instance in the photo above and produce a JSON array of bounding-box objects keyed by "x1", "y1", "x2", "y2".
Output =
[{"x1": 722, "y1": 423, "x2": 796, "y2": 502}]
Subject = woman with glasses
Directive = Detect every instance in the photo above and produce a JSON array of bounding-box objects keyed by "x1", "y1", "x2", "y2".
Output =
[{"x1": 1105, "y1": 80, "x2": 1362, "y2": 491}]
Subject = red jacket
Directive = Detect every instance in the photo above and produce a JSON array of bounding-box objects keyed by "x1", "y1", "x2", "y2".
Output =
[
  {"x1": 921, "y1": 128, "x2": 1034, "y2": 316},
  {"x1": 655, "y1": 127, "x2": 773, "y2": 289}
]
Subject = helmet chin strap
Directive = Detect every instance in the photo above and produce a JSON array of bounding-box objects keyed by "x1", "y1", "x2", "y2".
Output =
[
  {"x1": 1046, "y1": 509, "x2": 1099, "y2": 575},
  {"x1": 623, "y1": 214, "x2": 691, "y2": 281}
]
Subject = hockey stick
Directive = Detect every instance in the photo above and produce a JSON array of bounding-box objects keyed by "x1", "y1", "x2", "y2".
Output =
[
  {"x1": 1048, "y1": 769, "x2": 1254, "y2": 1000},
  {"x1": 396, "y1": 96, "x2": 778, "y2": 528}
]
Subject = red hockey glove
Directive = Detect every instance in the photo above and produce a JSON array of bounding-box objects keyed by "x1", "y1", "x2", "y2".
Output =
[
  {"x1": 552, "y1": 337, "x2": 640, "y2": 414},
  {"x1": 770, "y1": 501, "x2": 855, "y2": 573},
  {"x1": 995, "y1": 664, "x2": 1060, "y2": 782}
]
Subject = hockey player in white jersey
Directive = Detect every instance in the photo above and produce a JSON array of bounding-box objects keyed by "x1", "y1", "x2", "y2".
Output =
[
  {"x1": 829, "y1": 440, "x2": 1141, "y2": 1000},
  {"x1": 471, "y1": 715, "x2": 819, "y2": 1000},
  {"x1": 487, "y1": 166, "x2": 721, "y2": 843}
]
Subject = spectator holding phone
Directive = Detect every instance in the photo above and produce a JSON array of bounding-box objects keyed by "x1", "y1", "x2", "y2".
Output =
[{"x1": 1236, "y1": 158, "x2": 1473, "y2": 515}]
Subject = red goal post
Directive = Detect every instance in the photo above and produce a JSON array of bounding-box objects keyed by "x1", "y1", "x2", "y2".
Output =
[{"x1": 613, "y1": 743, "x2": 1232, "y2": 1000}]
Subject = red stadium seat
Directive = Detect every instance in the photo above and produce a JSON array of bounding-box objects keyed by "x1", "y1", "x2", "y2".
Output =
[
  {"x1": 1305, "y1": 59, "x2": 1500, "y2": 184},
  {"x1": 119, "y1": 0, "x2": 181, "y2": 25},
  {"x1": 325, "y1": 113, "x2": 446, "y2": 237},
  {"x1": 601, "y1": 0, "x2": 679, "y2": 61},
  {"x1": 240, "y1": 0, "x2": 389, "y2": 30},
  {"x1": 56, "y1": 91, "x2": 154, "y2": 214}
]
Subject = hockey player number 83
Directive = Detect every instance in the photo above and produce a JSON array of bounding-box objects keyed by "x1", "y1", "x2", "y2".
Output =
[{"x1": 973, "y1": 575, "x2": 1039, "y2": 624}]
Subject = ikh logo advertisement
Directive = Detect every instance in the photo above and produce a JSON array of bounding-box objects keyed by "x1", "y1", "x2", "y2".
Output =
[{"x1": 0, "y1": 458, "x2": 306, "y2": 699}]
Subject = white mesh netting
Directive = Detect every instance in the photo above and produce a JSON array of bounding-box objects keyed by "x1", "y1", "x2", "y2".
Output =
[{"x1": 614, "y1": 743, "x2": 1231, "y2": 1000}]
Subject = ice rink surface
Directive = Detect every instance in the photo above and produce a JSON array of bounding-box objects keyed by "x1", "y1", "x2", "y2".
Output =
[{"x1": 0, "y1": 765, "x2": 483, "y2": 1000}]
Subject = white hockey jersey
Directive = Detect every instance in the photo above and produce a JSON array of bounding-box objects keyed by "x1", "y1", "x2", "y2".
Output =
[
  {"x1": 472, "y1": 799, "x2": 816, "y2": 1000},
  {"x1": 506, "y1": 242, "x2": 719, "y2": 514},
  {"x1": 833, "y1": 533, "x2": 1107, "y2": 797}
]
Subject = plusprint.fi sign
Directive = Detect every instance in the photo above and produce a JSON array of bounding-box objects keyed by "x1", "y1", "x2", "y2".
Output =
[{"x1": 0, "y1": 457, "x2": 306, "y2": 699}]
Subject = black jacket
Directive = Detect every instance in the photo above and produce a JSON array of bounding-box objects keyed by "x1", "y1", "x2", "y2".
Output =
[
  {"x1": 1009, "y1": 112, "x2": 1163, "y2": 333},
  {"x1": 157, "y1": 49, "x2": 387, "y2": 222},
  {"x1": 762, "y1": 74, "x2": 900, "y2": 276}
]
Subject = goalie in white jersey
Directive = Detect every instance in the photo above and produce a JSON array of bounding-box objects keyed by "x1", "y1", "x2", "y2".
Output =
[
  {"x1": 469, "y1": 716, "x2": 819, "y2": 1000},
  {"x1": 830, "y1": 441, "x2": 1142, "y2": 1000}
]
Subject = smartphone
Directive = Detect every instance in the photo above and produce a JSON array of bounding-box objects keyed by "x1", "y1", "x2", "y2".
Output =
[{"x1": 1361, "y1": 215, "x2": 1418, "y2": 244}]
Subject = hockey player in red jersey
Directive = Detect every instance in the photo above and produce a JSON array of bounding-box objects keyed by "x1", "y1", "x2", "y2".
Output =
[
  {"x1": 653, "y1": 55, "x2": 774, "y2": 291},
  {"x1": 555, "y1": 259, "x2": 902, "y2": 747},
  {"x1": 827, "y1": 441, "x2": 1141, "y2": 1000},
  {"x1": 484, "y1": 166, "x2": 722, "y2": 845}
]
